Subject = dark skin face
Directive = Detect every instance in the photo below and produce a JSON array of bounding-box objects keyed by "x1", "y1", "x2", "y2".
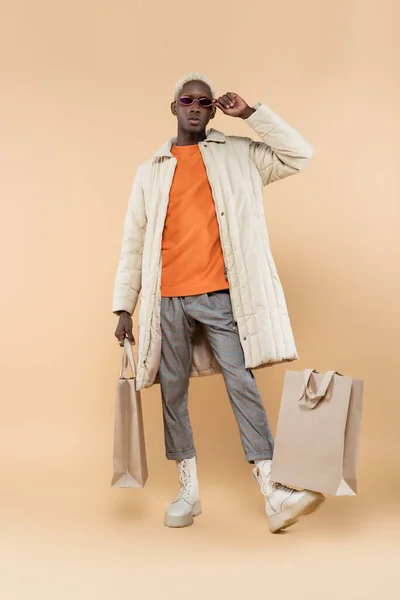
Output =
[{"x1": 171, "y1": 80, "x2": 216, "y2": 146}]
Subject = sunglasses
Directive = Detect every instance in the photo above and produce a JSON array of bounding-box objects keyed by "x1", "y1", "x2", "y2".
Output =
[{"x1": 179, "y1": 96, "x2": 214, "y2": 108}]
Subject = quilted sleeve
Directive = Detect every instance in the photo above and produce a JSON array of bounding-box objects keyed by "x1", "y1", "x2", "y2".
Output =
[
  {"x1": 112, "y1": 167, "x2": 147, "y2": 315},
  {"x1": 246, "y1": 103, "x2": 314, "y2": 186}
]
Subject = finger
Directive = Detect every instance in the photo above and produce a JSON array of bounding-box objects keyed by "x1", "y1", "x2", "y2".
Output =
[
  {"x1": 217, "y1": 96, "x2": 229, "y2": 110},
  {"x1": 115, "y1": 332, "x2": 126, "y2": 345},
  {"x1": 222, "y1": 95, "x2": 232, "y2": 108},
  {"x1": 214, "y1": 100, "x2": 225, "y2": 111},
  {"x1": 127, "y1": 332, "x2": 135, "y2": 345},
  {"x1": 223, "y1": 94, "x2": 235, "y2": 108},
  {"x1": 226, "y1": 93, "x2": 237, "y2": 107}
]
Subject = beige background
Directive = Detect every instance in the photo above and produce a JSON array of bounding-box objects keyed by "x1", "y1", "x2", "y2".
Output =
[{"x1": 1, "y1": 0, "x2": 399, "y2": 598}]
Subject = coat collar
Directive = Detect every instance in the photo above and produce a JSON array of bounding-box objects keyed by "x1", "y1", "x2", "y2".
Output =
[{"x1": 153, "y1": 129, "x2": 226, "y2": 158}]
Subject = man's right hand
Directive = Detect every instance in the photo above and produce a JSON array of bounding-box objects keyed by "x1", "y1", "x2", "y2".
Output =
[{"x1": 114, "y1": 311, "x2": 135, "y2": 347}]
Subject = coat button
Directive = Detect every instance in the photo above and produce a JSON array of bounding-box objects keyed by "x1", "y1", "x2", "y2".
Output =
[
  {"x1": 221, "y1": 212, "x2": 224, "y2": 216},
  {"x1": 243, "y1": 337, "x2": 247, "y2": 341}
]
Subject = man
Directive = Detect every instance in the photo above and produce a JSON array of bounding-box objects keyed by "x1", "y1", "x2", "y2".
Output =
[{"x1": 113, "y1": 73, "x2": 324, "y2": 533}]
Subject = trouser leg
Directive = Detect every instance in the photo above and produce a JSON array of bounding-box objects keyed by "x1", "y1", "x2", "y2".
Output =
[
  {"x1": 187, "y1": 291, "x2": 274, "y2": 463},
  {"x1": 159, "y1": 297, "x2": 197, "y2": 460}
]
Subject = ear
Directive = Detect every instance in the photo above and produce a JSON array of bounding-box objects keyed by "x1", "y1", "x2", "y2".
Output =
[
  {"x1": 210, "y1": 106, "x2": 216, "y2": 120},
  {"x1": 171, "y1": 101, "x2": 177, "y2": 116}
]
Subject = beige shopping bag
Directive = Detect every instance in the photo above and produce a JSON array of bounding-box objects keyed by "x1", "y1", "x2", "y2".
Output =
[
  {"x1": 111, "y1": 338, "x2": 148, "y2": 488},
  {"x1": 270, "y1": 369, "x2": 363, "y2": 496}
]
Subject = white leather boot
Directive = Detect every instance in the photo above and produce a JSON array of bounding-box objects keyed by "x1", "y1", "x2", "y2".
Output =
[
  {"x1": 253, "y1": 460, "x2": 325, "y2": 533},
  {"x1": 164, "y1": 457, "x2": 202, "y2": 528}
]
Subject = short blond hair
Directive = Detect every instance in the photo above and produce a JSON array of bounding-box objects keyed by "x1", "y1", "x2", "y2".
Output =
[{"x1": 173, "y1": 72, "x2": 216, "y2": 101}]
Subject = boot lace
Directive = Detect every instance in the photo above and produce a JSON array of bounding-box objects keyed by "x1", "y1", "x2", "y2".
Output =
[
  {"x1": 258, "y1": 469, "x2": 292, "y2": 497},
  {"x1": 175, "y1": 460, "x2": 192, "y2": 502}
]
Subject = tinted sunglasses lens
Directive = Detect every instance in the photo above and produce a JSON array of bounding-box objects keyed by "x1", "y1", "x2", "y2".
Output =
[
  {"x1": 179, "y1": 97, "x2": 194, "y2": 105},
  {"x1": 198, "y1": 98, "x2": 213, "y2": 107},
  {"x1": 179, "y1": 97, "x2": 213, "y2": 107}
]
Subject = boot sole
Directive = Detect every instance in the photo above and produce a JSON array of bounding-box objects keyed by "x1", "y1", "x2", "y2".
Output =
[
  {"x1": 269, "y1": 491, "x2": 325, "y2": 533},
  {"x1": 164, "y1": 501, "x2": 202, "y2": 528}
]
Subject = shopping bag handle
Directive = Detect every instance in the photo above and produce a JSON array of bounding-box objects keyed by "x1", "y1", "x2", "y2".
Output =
[
  {"x1": 299, "y1": 369, "x2": 339, "y2": 408},
  {"x1": 120, "y1": 337, "x2": 137, "y2": 379}
]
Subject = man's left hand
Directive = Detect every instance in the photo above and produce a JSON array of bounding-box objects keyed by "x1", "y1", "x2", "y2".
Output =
[{"x1": 213, "y1": 93, "x2": 255, "y2": 119}]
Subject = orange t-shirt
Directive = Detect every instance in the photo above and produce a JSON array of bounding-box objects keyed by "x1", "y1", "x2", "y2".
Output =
[{"x1": 161, "y1": 144, "x2": 229, "y2": 297}]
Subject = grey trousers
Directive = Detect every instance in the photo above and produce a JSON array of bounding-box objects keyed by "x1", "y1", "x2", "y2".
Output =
[{"x1": 159, "y1": 291, "x2": 274, "y2": 463}]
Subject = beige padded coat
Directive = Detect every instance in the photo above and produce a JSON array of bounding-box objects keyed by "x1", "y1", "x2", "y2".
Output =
[{"x1": 112, "y1": 103, "x2": 314, "y2": 390}]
